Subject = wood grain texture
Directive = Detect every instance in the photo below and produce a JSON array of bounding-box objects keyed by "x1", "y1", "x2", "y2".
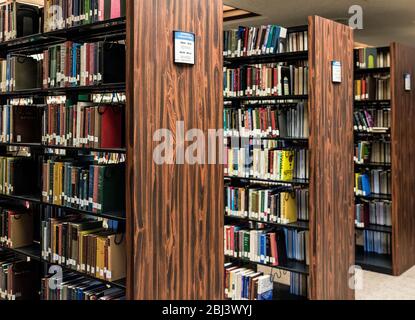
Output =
[
  {"x1": 308, "y1": 16, "x2": 355, "y2": 300},
  {"x1": 390, "y1": 42, "x2": 415, "y2": 276},
  {"x1": 126, "y1": 0, "x2": 224, "y2": 300}
]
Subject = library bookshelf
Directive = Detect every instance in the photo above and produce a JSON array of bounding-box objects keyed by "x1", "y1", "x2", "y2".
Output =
[
  {"x1": 354, "y1": 43, "x2": 415, "y2": 276},
  {"x1": 0, "y1": 15, "x2": 127, "y2": 299},
  {"x1": 223, "y1": 16, "x2": 355, "y2": 300}
]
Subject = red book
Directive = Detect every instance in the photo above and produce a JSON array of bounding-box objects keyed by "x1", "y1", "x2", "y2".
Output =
[
  {"x1": 269, "y1": 233, "x2": 278, "y2": 266},
  {"x1": 110, "y1": 0, "x2": 121, "y2": 19},
  {"x1": 99, "y1": 107, "x2": 123, "y2": 148}
]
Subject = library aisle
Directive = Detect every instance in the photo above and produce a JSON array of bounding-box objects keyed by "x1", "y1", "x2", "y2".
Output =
[{"x1": 0, "y1": 0, "x2": 415, "y2": 304}]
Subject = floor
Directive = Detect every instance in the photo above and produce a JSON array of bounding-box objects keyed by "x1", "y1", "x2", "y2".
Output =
[{"x1": 357, "y1": 266, "x2": 415, "y2": 300}]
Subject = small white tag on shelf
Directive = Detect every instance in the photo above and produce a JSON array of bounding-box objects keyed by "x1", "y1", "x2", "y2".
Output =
[
  {"x1": 405, "y1": 73, "x2": 411, "y2": 91},
  {"x1": 332, "y1": 61, "x2": 342, "y2": 83}
]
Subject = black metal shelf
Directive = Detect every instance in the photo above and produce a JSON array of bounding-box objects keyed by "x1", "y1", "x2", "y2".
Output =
[
  {"x1": 41, "y1": 201, "x2": 126, "y2": 222},
  {"x1": 355, "y1": 193, "x2": 392, "y2": 201},
  {"x1": 0, "y1": 142, "x2": 42, "y2": 148},
  {"x1": 0, "y1": 83, "x2": 126, "y2": 98},
  {"x1": 354, "y1": 99, "x2": 391, "y2": 106},
  {"x1": 224, "y1": 95, "x2": 308, "y2": 102},
  {"x1": 355, "y1": 162, "x2": 391, "y2": 169},
  {"x1": 355, "y1": 246, "x2": 393, "y2": 275},
  {"x1": 224, "y1": 135, "x2": 308, "y2": 144},
  {"x1": 0, "y1": 244, "x2": 41, "y2": 262},
  {"x1": 273, "y1": 283, "x2": 307, "y2": 301},
  {"x1": 225, "y1": 255, "x2": 309, "y2": 275},
  {"x1": 0, "y1": 18, "x2": 126, "y2": 54},
  {"x1": 225, "y1": 215, "x2": 309, "y2": 231},
  {"x1": 43, "y1": 145, "x2": 126, "y2": 154},
  {"x1": 354, "y1": 67, "x2": 391, "y2": 75},
  {"x1": 225, "y1": 51, "x2": 308, "y2": 66},
  {"x1": 225, "y1": 175, "x2": 309, "y2": 186},
  {"x1": 356, "y1": 224, "x2": 392, "y2": 233},
  {"x1": 41, "y1": 259, "x2": 126, "y2": 289},
  {"x1": 0, "y1": 193, "x2": 41, "y2": 204}
]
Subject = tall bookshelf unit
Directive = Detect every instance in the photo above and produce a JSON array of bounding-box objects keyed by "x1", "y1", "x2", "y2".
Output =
[
  {"x1": 0, "y1": 14, "x2": 128, "y2": 300},
  {"x1": 354, "y1": 43, "x2": 415, "y2": 276},
  {"x1": 223, "y1": 16, "x2": 355, "y2": 300}
]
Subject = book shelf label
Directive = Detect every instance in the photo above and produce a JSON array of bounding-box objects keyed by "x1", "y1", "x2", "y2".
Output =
[
  {"x1": 405, "y1": 73, "x2": 411, "y2": 91},
  {"x1": 174, "y1": 31, "x2": 195, "y2": 65},
  {"x1": 332, "y1": 61, "x2": 342, "y2": 83}
]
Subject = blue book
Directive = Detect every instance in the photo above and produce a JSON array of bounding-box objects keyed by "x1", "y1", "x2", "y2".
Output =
[
  {"x1": 88, "y1": 165, "x2": 94, "y2": 211},
  {"x1": 361, "y1": 174, "x2": 371, "y2": 196}
]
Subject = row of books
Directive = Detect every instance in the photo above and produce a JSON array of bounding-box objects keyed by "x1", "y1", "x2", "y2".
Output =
[
  {"x1": 42, "y1": 41, "x2": 125, "y2": 88},
  {"x1": 0, "y1": 105, "x2": 42, "y2": 143},
  {"x1": 355, "y1": 201, "x2": 392, "y2": 228},
  {"x1": 42, "y1": 102, "x2": 123, "y2": 149},
  {"x1": 223, "y1": 64, "x2": 308, "y2": 98},
  {"x1": 0, "y1": 41, "x2": 125, "y2": 92},
  {"x1": 225, "y1": 142, "x2": 308, "y2": 181},
  {"x1": 224, "y1": 225, "x2": 288, "y2": 266},
  {"x1": 0, "y1": 157, "x2": 37, "y2": 196},
  {"x1": 0, "y1": 252, "x2": 38, "y2": 300},
  {"x1": 224, "y1": 103, "x2": 309, "y2": 139},
  {"x1": 224, "y1": 263, "x2": 273, "y2": 300},
  {"x1": 41, "y1": 216, "x2": 125, "y2": 281},
  {"x1": 354, "y1": 76, "x2": 391, "y2": 101},
  {"x1": 0, "y1": 55, "x2": 42, "y2": 92},
  {"x1": 224, "y1": 25, "x2": 287, "y2": 58},
  {"x1": 44, "y1": 0, "x2": 126, "y2": 32},
  {"x1": 290, "y1": 273, "x2": 308, "y2": 297},
  {"x1": 354, "y1": 141, "x2": 391, "y2": 165},
  {"x1": 41, "y1": 272, "x2": 125, "y2": 300},
  {"x1": 0, "y1": 209, "x2": 33, "y2": 249},
  {"x1": 284, "y1": 229, "x2": 309, "y2": 263},
  {"x1": 223, "y1": 25, "x2": 308, "y2": 58},
  {"x1": 363, "y1": 231, "x2": 391, "y2": 255},
  {"x1": 354, "y1": 170, "x2": 391, "y2": 196},
  {"x1": 355, "y1": 48, "x2": 390, "y2": 69},
  {"x1": 353, "y1": 109, "x2": 391, "y2": 133},
  {"x1": 42, "y1": 160, "x2": 125, "y2": 214},
  {"x1": 225, "y1": 186, "x2": 308, "y2": 224},
  {"x1": 0, "y1": 0, "x2": 41, "y2": 42}
]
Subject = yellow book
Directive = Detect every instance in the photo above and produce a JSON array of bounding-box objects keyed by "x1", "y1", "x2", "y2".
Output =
[
  {"x1": 96, "y1": 236, "x2": 106, "y2": 280},
  {"x1": 280, "y1": 151, "x2": 295, "y2": 181},
  {"x1": 106, "y1": 234, "x2": 126, "y2": 281},
  {"x1": 280, "y1": 192, "x2": 297, "y2": 224}
]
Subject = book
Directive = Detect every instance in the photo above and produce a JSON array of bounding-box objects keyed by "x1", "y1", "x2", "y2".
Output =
[
  {"x1": 41, "y1": 272, "x2": 125, "y2": 300},
  {"x1": 354, "y1": 75, "x2": 391, "y2": 101},
  {"x1": 0, "y1": 251, "x2": 38, "y2": 300},
  {"x1": 353, "y1": 109, "x2": 391, "y2": 132},
  {"x1": 41, "y1": 215, "x2": 126, "y2": 281},
  {"x1": 363, "y1": 230, "x2": 391, "y2": 255},
  {"x1": 42, "y1": 159, "x2": 125, "y2": 214},
  {"x1": 355, "y1": 47, "x2": 390, "y2": 69},
  {"x1": 42, "y1": 41, "x2": 125, "y2": 89},
  {"x1": 225, "y1": 185, "x2": 308, "y2": 223},
  {"x1": 43, "y1": 0, "x2": 126, "y2": 32},
  {"x1": 0, "y1": 0, "x2": 41, "y2": 42},
  {"x1": 354, "y1": 141, "x2": 391, "y2": 165},
  {"x1": 0, "y1": 208, "x2": 33, "y2": 249},
  {"x1": 355, "y1": 200, "x2": 392, "y2": 228},
  {"x1": 223, "y1": 62, "x2": 308, "y2": 98},
  {"x1": 1, "y1": 54, "x2": 42, "y2": 92},
  {"x1": 0, "y1": 156, "x2": 37, "y2": 196},
  {"x1": 223, "y1": 25, "x2": 306, "y2": 57},
  {"x1": 42, "y1": 100, "x2": 124, "y2": 149},
  {"x1": 224, "y1": 139, "x2": 308, "y2": 181},
  {"x1": 224, "y1": 102, "x2": 309, "y2": 139}
]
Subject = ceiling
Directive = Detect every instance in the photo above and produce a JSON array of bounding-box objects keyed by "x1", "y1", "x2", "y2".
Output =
[{"x1": 224, "y1": 0, "x2": 415, "y2": 47}]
